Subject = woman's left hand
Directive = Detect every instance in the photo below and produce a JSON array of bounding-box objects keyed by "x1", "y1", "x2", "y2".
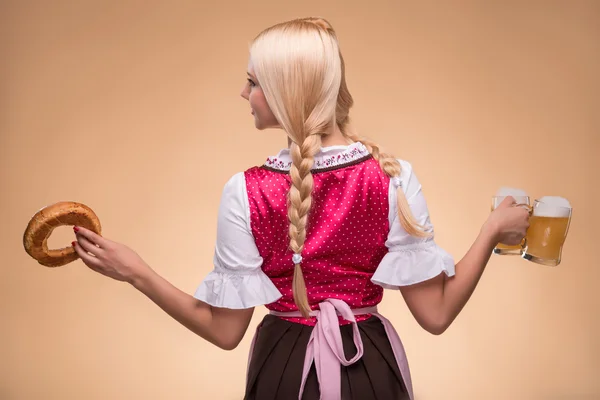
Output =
[{"x1": 72, "y1": 226, "x2": 150, "y2": 284}]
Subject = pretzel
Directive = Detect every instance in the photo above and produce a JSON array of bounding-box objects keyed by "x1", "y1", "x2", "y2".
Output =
[{"x1": 23, "y1": 201, "x2": 102, "y2": 267}]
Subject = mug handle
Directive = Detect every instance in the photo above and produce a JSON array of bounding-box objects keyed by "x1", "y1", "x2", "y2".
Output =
[{"x1": 514, "y1": 203, "x2": 532, "y2": 249}]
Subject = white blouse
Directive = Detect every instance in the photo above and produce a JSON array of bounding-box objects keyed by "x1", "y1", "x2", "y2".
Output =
[{"x1": 194, "y1": 143, "x2": 456, "y2": 309}]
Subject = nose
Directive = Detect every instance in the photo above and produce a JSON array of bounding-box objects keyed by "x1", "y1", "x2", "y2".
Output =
[{"x1": 240, "y1": 84, "x2": 249, "y2": 100}]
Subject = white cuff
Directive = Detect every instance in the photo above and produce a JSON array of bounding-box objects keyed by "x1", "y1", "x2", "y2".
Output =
[
  {"x1": 193, "y1": 269, "x2": 282, "y2": 309},
  {"x1": 371, "y1": 240, "x2": 455, "y2": 289}
]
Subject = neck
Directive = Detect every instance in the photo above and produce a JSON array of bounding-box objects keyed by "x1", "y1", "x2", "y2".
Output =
[{"x1": 286, "y1": 121, "x2": 353, "y2": 148}]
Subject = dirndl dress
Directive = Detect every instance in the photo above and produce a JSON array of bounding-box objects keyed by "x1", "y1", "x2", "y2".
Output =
[{"x1": 194, "y1": 142, "x2": 455, "y2": 400}]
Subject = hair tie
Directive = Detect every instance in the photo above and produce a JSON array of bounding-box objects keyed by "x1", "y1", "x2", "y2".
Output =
[
  {"x1": 292, "y1": 253, "x2": 303, "y2": 264},
  {"x1": 392, "y1": 176, "x2": 402, "y2": 188}
]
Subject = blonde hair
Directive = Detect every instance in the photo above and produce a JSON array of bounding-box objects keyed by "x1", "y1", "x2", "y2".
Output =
[{"x1": 250, "y1": 17, "x2": 431, "y2": 318}]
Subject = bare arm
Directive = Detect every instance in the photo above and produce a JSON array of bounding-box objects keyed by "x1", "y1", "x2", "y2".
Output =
[
  {"x1": 73, "y1": 225, "x2": 254, "y2": 350},
  {"x1": 399, "y1": 197, "x2": 530, "y2": 335},
  {"x1": 131, "y1": 266, "x2": 254, "y2": 350},
  {"x1": 399, "y1": 223, "x2": 496, "y2": 335},
  {"x1": 127, "y1": 173, "x2": 267, "y2": 349}
]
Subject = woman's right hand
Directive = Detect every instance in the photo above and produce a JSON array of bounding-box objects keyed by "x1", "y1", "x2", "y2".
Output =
[{"x1": 483, "y1": 196, "x2": 531, "y2": 246}]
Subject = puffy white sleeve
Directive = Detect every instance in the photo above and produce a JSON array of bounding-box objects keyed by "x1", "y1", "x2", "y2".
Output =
[
  {"x1": 371, "y1": 160, "x2": 456, "y2": 288},
  {"x1": 193, "y1": 172, "x2": 283, "y2": 308}
]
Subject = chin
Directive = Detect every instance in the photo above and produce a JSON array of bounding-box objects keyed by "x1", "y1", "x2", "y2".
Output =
[
  {"x1": 253, "y1": 116, "x2": 279, "y2": 130},
  {"x1": 254, "y1": 120, "x2": 273, "y2": 131}
]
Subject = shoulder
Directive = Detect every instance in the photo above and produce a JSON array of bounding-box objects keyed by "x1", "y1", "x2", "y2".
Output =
[
  {"x1": 221, "y1": 165, "x2": 275, "y2": 186},
  {"x1": 217, "y1": 172, "x2": 248, "y2": 209},
  {"x1": 395, "y1": 158, "x2": 413, "y2": 176},
  {"x1": 384, "y1": 158, "x2": 424, "y2": 202},
  {"x1": 222, "y1": 171, "x2": 246, "y2": 190},
  {"x1": 391, "y1": 158, "x2": 417, "y2": 188},
  {"x1": 396, "y1": 158, "x2": 412, "y2": 169},
  {"x1": 220, "y1": 165, "x2": 284, "y2": 197}
]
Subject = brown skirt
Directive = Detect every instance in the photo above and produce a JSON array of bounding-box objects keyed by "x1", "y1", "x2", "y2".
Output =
[{"x1": 244, "y1": 314, "x2": 410, "y2": 400}]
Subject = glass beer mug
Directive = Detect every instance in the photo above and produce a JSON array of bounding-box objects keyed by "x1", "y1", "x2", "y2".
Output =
[
  {"x1": 491, "y1": 187, "x2": 531, "y2": 255},
  {"x1": 522, "y1": 196, "x2": 572, "y2": 266}
]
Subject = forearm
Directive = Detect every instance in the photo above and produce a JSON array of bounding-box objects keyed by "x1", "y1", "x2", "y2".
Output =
[
  {"x1": 440, "y1": 223, "x2": 498, "y2": 327},
  {"x1": 129, "y1": 266, "x2": 222, "y2": 348}
]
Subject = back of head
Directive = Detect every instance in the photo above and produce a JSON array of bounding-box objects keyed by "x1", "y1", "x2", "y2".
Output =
[{"x1": 249, "y1": 17, "x2": 342, "y2": 145}]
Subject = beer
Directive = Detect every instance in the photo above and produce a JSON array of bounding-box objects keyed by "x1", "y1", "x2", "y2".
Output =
[
  {"x1": 491, "y1": 189, "x2": 530, "y2": 255},
  {"x1": 494, "y1": 242, "x2": 523, "y2": 255},
  {"x1": 522, "y1": 196, "x2": 572, "y2": 266}
]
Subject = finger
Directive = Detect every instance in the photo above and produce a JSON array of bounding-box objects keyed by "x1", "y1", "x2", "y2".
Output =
[
  {"x1": 516, "y1": 203, "x2": 533, "y2": 215},
  {"x1": 518, "y1": 207, "x2": 532, "y2": 221},
  {"x1": 498, "y1": 196, "x2": 516, "y2": 208},
  {"x1": 72, "y1": 241, "x2": 103, "y2": 269},
  {"x1": 76, "y1": 234, "x2": 104, "y2": 257},
  {"x1": 74, "y1": 226, "x2": 109, "y2": 249}
]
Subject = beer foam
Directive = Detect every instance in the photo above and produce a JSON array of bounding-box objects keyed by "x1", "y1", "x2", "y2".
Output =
[
  {"x1": 495, "y1": 187, "x2": 528, "y2": 197},
  {"x1": 534, "y1": 196, "x2": 572, "y2": 217}
]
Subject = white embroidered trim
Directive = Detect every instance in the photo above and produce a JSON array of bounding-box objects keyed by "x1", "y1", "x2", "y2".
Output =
[{"x1": 264, "y1": 142, "x2": 370, "y2": 172}]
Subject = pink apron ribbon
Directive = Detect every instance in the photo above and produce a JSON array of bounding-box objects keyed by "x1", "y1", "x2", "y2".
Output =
[{"x1": 248, "y1": 299, "x2": 414, "y2": 400}]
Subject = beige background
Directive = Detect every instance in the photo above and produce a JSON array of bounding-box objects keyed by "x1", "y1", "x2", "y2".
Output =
[{"x1": 1, "y1": 1, "x2": 598, "y2": 399}]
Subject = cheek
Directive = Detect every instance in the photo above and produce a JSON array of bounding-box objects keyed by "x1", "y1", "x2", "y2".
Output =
[
  {"x1": 250, "y1": 89, "x2": 267, "y2": 109},
  {"x1": 248, "y1": 94, "x2": 259, "y2": 113},
  {"x1": 249, "y1": 88, "x2": 278, "y2": 128}
]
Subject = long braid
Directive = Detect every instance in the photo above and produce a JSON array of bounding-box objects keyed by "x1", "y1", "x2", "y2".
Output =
[{"x1": 288, "y1": 133, "x2": 322, "y2": 318}]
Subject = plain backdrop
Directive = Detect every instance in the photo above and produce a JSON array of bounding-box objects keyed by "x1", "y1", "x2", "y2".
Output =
[{"x1": 1, "y1": 1, "x2": 598, "y2": 399}]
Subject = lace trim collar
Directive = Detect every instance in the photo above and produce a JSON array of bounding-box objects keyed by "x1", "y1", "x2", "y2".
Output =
[{"x1": 263, "y1": 142, "x2": 371, "y2": 172}]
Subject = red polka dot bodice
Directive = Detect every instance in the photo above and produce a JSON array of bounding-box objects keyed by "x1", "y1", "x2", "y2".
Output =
[{"x1": 244, "y1": 155, "x2": 391, "y2": 326}]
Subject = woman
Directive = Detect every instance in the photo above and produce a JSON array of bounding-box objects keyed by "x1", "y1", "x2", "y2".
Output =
[{"x1": 72, "y1": 17, "x2": 530, "y2": 400}]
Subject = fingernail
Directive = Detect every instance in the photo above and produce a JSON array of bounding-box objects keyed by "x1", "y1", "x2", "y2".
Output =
[
  {"x1": 72, "y1": 241, "x2": 76, "y2": 247},
  {"x1": 73, "y1": 226, "x2": 79, "y2": 232}
]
